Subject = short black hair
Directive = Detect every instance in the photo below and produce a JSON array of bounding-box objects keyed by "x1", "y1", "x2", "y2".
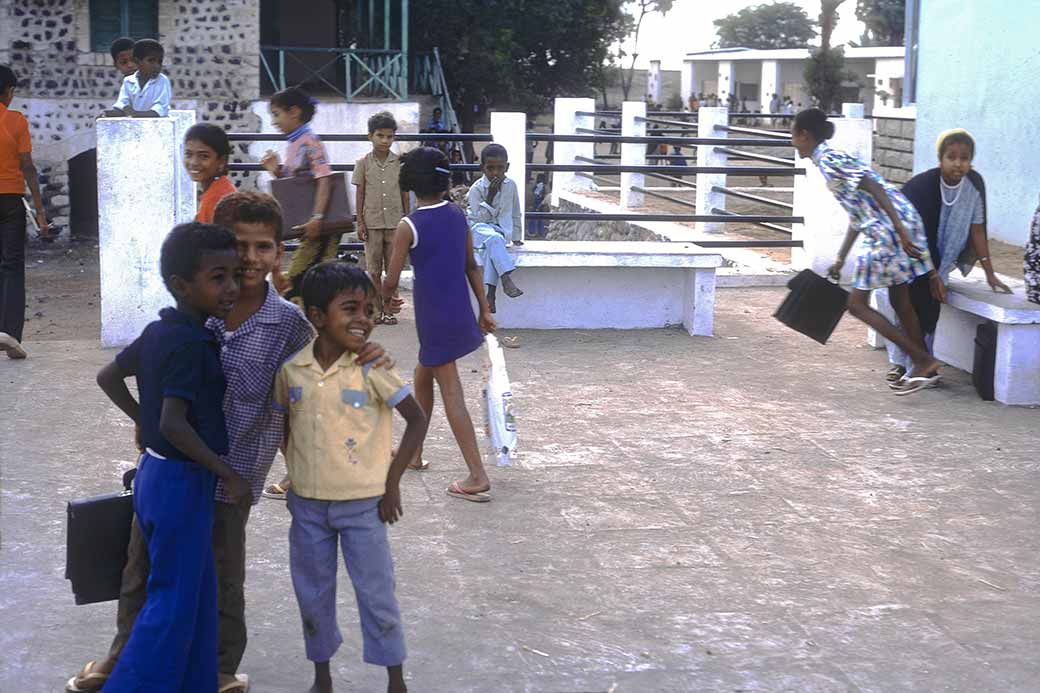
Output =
[
  {"x1": 132, "y1": 39, "x2": 164, "y2": 61},
  {"x1": 939, "y1": 132, "x2": 975, "y2": 160},
  {"x1": 213, "y1": 192, "x2": 285, "y2": 242},
  {"x1": 184, "y1": 122, "x2": 231, "y2": 161},
  {"x1": 793, "y1": 108, "x2": 835, "y2": 141},
  {"x1": 302, "y1": 260, "x2": 375, "y2": 313},
  {"x1": 481, "y1": 143, "x2": 508, "y2": 164},
  {"x1": 399, "y1": 147, "x2": 450, "y2": 196},
  {"x1": 271, "y1": 87, "x2": 316, "y2": 123},
  {"x1": 368, "y1": 110, "x2": 397, "y2": 133},
  {"x1": 0, "y1": 65, "x2": 17, "y2": 93},
  {"x1": 110, "y1": 37, "x2": 135, "y2": 60},
  {"x1": 159, "y1": 223, "x2": 236, "y2": 294}
]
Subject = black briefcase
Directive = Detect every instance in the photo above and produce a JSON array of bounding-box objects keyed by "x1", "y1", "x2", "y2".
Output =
[
  {"x1": 774, "y1": 269, "x2": 850, "y2": 345},
  {"x1": 66, "y1": 488, "x2": 134, "y2": 605}
]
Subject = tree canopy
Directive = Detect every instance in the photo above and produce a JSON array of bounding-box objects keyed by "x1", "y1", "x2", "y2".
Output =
[
  {"x1": 856, "y1": 0, "x2": 905, "y2": 46},
  {"x1": 410, "y1": 0, "x2": 629, "y2": 129},
  {"x1": 713, "y1": 2, "x2": 816, "y2": 50}
]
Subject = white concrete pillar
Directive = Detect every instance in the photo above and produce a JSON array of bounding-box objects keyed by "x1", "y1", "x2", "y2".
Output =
[
  {"x1": 681, "y1": 60, "x2": 697, "y2": 105},
  {"x1": 791, "y1": 113, "x2": 873, "y2": 276},
  {"x1": 620, "y1": 101, "x2": 647, "y2": 209},
  {"x1": 842, "y1": 102, "x2": 866, "y2": 119},
  {"x1": 98, "y1": 116, "x2": 197, "y2": 347},
  {"x1": 647, "y1": 60, "x2": 662, "y2": 104},
  {"x1": 169, "y1": 110, "x2": 198, "y2": 224},
  {"x1": 696, "y1": 107, "x2": 728, "y2": 234},
  {"x1": 717, "y1": 61, "x2": 735, "y2": 105},
  {"x1": 490, "y1": 111, "x2": 528, "y2": 242},
  {"x1": 761, "y1": 61, "x2": 781, "y2": 112},
  {"x1": 551, "y1": 97, "x2": 596, "y2": 207}
]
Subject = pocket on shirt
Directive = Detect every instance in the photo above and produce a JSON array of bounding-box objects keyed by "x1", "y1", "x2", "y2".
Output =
[
  {"x1": 341, "y1": 389, "x2": 368, "y2": 409},
  {"x1": 229, "y1": 358, "x2": 276, "y2": 403}
]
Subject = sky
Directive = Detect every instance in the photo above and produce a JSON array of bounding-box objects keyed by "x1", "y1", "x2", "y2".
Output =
[{"x1": 618, "y1": 0, "x2": 868, "y2": 70}]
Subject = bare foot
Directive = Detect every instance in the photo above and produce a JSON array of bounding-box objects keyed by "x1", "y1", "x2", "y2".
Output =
[
  {"x1": 308, "y1": 679, "x2": 333, "y2": 693},
  {"x1": 388, "y1": 664, "x2": 407, "y2": 693},
  {"x1": 501, "y1": 273, "x2": 523, "y2": 298}
]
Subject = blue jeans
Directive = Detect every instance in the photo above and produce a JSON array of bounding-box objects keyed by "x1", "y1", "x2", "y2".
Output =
[
  {"x1": 472, "y1": 223, "x2": 517, "y2": 287},
  {"x1": 287, "y1": 492, "x2": 406, "y2": 666},
  {"x1": 104, "y1": 453, "x2": 218, "y2": 693}
]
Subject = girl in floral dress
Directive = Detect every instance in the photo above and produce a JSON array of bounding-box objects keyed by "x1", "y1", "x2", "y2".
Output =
[
  {"x1": 791, "y1": 108, "x2": 942, "y2": 395},
  {"x1": 1026, "y1": 193, "x2": 1040, "y2": 305}
]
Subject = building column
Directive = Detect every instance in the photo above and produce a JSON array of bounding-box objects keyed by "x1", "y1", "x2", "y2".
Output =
[
  {"x1": 681, "y1": 60, "x2": 697, "y2": 106},
  {"x1": 620, "y1": 101, "x2": 647, "y2": 209},
  {"x1": 760, "y1": 60, "x2": 780, "y2": 112},
  {"x1": 647, "y1": 60, "x2": 662, "y2": 104},
  {"x1": 717, "y1": 60, "x2": 734, "y2": 104}
]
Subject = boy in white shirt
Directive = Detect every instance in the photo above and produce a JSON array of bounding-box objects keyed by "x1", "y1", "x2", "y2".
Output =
[
  {"x1": 466, "y1": 144, "x2": 524, "y2": 312},
  {"x1": 101, "y1": 39, "x2": 171, "y2": 118}
]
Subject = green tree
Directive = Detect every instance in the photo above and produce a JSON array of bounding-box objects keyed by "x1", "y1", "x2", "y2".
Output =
[
  {"x1": 410, "y1": 0, "x2": 630, "y2": 137},
  {"x1": 713, "y1": 2, "x2": 816, "y2": 50},
  {"x1": 856, "y1": 0, "x2": 905, "y2": 46},
  {"x1": 804, "y1": 0, "x2": 847, "y2": 112}
]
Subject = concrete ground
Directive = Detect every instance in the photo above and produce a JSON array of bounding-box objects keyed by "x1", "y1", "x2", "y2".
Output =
[{"x1": 2, "y1": 287, "x2": 1038, "y2": 692}]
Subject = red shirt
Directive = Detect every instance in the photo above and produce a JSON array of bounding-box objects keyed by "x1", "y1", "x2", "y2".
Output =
[
  {"x1": 0, "y1": 102, "x2": 31, "y2": 195},
  {"x1": 196, "y1": 176, "x2": 237, "y2": 224}
]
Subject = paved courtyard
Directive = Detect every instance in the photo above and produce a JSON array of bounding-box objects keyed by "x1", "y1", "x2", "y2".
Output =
[{"x1": 2, "y1": 287, "x2": 1038, "y2": 692}]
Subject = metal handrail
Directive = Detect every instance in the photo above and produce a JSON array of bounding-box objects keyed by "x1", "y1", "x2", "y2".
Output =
[
  {"x1": 528, "y1": 164, "x2": 805, "y2": 175},
  {"x1": 529, "y1": 134, "x2": 793, "y2": 147},
  {"x1": 714, "y1": 147, "x2": 795, "y2": 166},
  {"x1": 225, "y1": 133, "x2": 492, "y2": 142},
  {"x1": 526, "y1": 212, "x2": 801, "y2": 223},
  {"x1": 712, "y1": 207, "x2": 794, "y2": 235},
  {"x1": 711, "y1": 186, "x2": 793, "y2": 211},
  {"x1": 714, "y1": 124, "x2": 791, "y2": 140}
]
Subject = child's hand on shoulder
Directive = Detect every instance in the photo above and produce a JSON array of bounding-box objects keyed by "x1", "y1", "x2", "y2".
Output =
[
  {"x1": 379, "y1": 481, "x2": 403, "y2": 524},
  {"x1": 355, "y1": 341, "x2": 395, "y2": 370}
]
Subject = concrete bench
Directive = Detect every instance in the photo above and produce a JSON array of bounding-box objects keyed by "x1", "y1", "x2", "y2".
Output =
[
  {"x1": 487, "y1": 241, "x2": 725, "y2": 336},
  {"x1": 931, "y1": 277, "x2": 1040, "y2": 405}
]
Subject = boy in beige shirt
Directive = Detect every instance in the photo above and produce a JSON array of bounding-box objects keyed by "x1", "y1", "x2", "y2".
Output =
[
  {"x1": 353, "y1": 111, "x2": 409, "y2": 324},
  {"x1": 273, "y1": 261, "x2": 427, "y2": 693}
]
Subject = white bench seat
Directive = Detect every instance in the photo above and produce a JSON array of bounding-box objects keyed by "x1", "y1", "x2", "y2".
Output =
[
  {"x1": 488, "y1": 241, "x2": 724, "y2": 336},
  {"x1": 932, "y1": 277, "x2": 1040, "y2": 405}
]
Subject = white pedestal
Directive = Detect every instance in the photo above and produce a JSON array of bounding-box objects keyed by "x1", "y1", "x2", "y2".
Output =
[
  {"x1": 620, "y1": 101, "x2": 647, "y2": 209},
  {"x1": 696, "y1": 107, "x2": 728, "y2": 234},
  {"x1": 551, "y1": 97, "x2": 595, "y2": 207},
  {"x1": 490, "y1": 111, "x2": 527, "y2": 241}
]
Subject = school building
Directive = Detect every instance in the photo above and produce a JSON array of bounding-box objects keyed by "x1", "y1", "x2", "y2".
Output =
[
  {"x1": 678, "y1": 46, "x2": 913, "y2": 118},
  {"x1": 909, "y1": 0, "x2": 1040, "y2": 246},
  {"x1": 0, "y1": 0, "x2": 445, "y2": 238}
]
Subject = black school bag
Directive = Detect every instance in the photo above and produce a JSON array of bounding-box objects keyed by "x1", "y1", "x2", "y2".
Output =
[
  {"x1": 972, "y1": 321, "x2": 997, "y2": 401},
  {"x1": 774, "y1": 269, "x2": 850, "y2": 345}
]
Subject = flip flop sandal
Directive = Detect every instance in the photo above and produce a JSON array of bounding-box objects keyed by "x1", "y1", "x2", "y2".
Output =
[
  {"x1": 0, "y1": 332, "x2": 27, "y2": 360},
  {"x1": 65, "y1": 661, "x2": 108, "y2": 692},
  {"x1": 407, "y1": 459, "x2": 430, "y2": 471},
  {"x1": 446, "y1": 480, "x2": 491, "y2": 503},
  {"x1": 374, "y1": 314, "x2": 388, "y2": 325},
  {"x1": 261, "y1": 482, "x2": 289, "y2": 500},
  {"x1": 218, "y1": 673, "x2": 250, "y2": 692},
  {"x1": 892, "y1": 374, "x2": 941, "y2": 396},
  {"x1": 501, "y1": 336, "x2": 522, "y2": 348},
  {"x1": 888, "y1": 373, "x2": 910, "y2": 390},
  {"x1": 886, "y1": 364, "x2": 907, "y2": 383},
  {"x1": 383, "y1": 314, "x2": 399, "y2": 325}
]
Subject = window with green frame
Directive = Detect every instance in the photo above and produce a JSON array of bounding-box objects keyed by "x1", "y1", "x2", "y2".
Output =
[{"x1": 90, "y1": 0, "x2": 159, "y2": 53}]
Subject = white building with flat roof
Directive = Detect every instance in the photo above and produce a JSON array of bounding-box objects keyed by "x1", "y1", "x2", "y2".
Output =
[{"x1": 681, "y1": 46, "x2": 913, "y2": 117}]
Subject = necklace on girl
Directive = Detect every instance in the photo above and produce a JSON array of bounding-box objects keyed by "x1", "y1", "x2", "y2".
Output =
[{"x1": 940, "y1": 177, "x2": 964, "y2": 207}]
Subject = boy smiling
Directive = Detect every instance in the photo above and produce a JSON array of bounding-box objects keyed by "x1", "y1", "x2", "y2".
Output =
[{"x1": 101, "y1": 39, "x2": 171, "y2": 118}]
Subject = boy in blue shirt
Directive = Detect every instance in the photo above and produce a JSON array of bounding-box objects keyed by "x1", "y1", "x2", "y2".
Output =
[
  {"x1": 94, "y1": 222, "x2": 250, "y2": 692},
  {"x1": 467, "y1": 143, "x2": 524, "y2": 313}
]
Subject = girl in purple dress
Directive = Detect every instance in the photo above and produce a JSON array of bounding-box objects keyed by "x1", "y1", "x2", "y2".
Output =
[{"x1": 383, "y1": 147, "x2": 496, "y2": 502}]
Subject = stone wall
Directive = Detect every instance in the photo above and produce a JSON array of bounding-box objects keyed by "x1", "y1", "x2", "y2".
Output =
[
  {"x1": 545, "y1": 199, "x2": 668, "y2": 242},
  {"x1": 873, "y1": 117, "x2": 915, "y2": 185},
  {"x1": 0, "y1": 0, "x2": 260, "y2": 235}
]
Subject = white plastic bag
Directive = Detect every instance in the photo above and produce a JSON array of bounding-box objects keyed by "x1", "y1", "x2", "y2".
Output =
[{"x1": 483, "y1": 334, "x2": 518, "y2": 466}]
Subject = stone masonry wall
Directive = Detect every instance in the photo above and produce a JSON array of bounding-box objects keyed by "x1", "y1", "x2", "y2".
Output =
[
  {"x1": 545, "y1": 198, "x2": 668, "y2": 242},
  {"x1": 873, "y1": 117, "x2": 915, "y2": 185},
  {"x1": 0, "y1": 0, "x2": 260, "y2": 235}
]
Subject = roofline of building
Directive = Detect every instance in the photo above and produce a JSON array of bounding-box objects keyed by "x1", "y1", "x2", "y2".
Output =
[{"x1": 684, "y1": 46, "x2": 905, "y2": 61}]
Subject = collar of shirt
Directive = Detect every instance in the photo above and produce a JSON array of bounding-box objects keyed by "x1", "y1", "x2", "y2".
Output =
[
  {"x1": 159, "y1": 306, "x2": 216, "y2": 343},
  {"x1": 287, "y1": 124, "x2": 312, "y2": 143},
  {"x1": 288, "y1": 337, "x2": 368, "y2": 378},
  {"x1": 369, "y1": 150, "x2": 398, "y2": 166},
  {"x1": 206, "y1": 282, "x2": 285, "y2": 340},
  {"x1": 810, "y1": 141, "x2": 832, "y2": 166}
]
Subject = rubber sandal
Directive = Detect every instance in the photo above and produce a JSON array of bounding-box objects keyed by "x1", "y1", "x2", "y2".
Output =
[
  {"x1": 888, "y1": 373, "x2": 909, "y2": 390},
  {"x1": 892, "y1": 374, "x2": 941, "y2": 396},
  {"x1": 501, "y1": 336, "x2": 521, "y2": 349},
  {"x1": 446, "y1": 480, "x2": 491, "y2": 503},
  {"x1": 886, "y1": 364, "x2": 907, "y2": 383},
  {"x1": 407, "y1": 459, "x2": 430, "y2": 471},
  {"x1": 65, "y1": 661, "x2": 108, "y2": 692},
  {"x1": 261, "y1": 482, "x2": 289, "y2": 500},
  {"x1": 382, "y1": 313, "x2": 399, "y2": 325},
  {"x1": 218, "y1": 673, "x2": 250, "y2": 692},
  {"x1": 0, "y1": 332, "x2": 27, "y2": 360}
]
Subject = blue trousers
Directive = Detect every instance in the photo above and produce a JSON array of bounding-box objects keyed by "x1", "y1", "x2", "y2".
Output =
[
  {"x1": 104, "y1": 453, "x2": 219, "y2": 693},
  {"x1": 287, "y1": 491, "x2": 406, "y2": 666},
  {"x1": 472, "y1": 223, "x2": 517, "y2": 287}
]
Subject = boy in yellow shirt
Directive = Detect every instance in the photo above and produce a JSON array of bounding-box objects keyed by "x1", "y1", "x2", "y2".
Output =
[{"x1": 273, "y1": 260, "x2": 426, "y2": 693}]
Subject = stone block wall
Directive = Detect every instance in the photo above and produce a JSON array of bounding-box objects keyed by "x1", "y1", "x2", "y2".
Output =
[
  {"x1": 0, "y1": 0, "x2": 261, "y2": 235},
  {"x1": 873, "y1": 117, "x2": 916, "y2": 185},
  {"x1": 545, "y1": 198, "x2": 667, "y2": 242}
]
